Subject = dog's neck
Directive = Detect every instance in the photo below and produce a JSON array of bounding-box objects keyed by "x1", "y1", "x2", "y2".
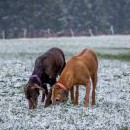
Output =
[
  {"x1": 58, "y1": 75, "x2": 73, "y2": 90},
  {"x1": 29, "y1": 74, "x2": 42, "y2": 86}
]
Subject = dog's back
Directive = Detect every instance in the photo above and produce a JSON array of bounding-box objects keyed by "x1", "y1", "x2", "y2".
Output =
[
  {"x1": 77, "y1": 48, "x2": 98, "y2": 75},
  {"x1": 59, "y1": 48, "x2": 98, "y2": 86},
  {"x1": 68, "y1": 48, "x2": 98, "y2": 72},
  {"x1": 53, "y1": 48, "x2": 98, "y2": 106}
]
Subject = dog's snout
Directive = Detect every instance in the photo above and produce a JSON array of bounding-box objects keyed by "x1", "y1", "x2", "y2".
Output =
[
  {"x1": 55, "y1": 98, "x2": 59, "y2": 102},
  {"x1": 28, "y1": 98, "x2": 37, "y2": 109},
  {"x1": 52, "y1": 98, "x2": 60, "y2": 105}
]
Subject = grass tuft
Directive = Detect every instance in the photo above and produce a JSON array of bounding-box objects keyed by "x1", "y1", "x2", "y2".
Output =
[
  {"x1": 97, "y1": 53, "x2": 130, "y2": 61},
  {"x1": 118, "y1": 126, "x2": 129, "y2": 130}
]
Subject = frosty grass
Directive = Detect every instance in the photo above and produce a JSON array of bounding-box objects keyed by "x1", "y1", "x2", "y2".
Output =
[{"x1": 0, "y1": 35, "x2": 130, "y2": 130}]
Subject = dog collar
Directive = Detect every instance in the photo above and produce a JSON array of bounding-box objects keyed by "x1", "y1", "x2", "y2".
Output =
[{"x1": 56, "y1": 82, "x2": 67, "y2": 90}]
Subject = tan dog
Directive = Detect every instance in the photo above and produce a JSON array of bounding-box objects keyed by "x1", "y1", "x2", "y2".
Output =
[{"x1": 51, "y1": 48, "x2": 98, "y2": 107}]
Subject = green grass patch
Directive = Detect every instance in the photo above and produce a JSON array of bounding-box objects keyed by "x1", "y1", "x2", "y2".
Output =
[
  {"x1": 97, "y1": 53, "x2": 130, "y2": 61},
  {"x1": 96, "y1": 47, "x2": 130, "y2": 51},
  {"x1": 118, "y1": 126, "x2": 129, "y2": 130}
]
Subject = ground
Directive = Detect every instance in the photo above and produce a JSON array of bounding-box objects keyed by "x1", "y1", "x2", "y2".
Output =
[{"x1": 0, "y1": 35, "x2": 130, "y2": 130}]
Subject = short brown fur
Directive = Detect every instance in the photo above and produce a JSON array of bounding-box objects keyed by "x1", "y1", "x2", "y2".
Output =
[
  {"x1": 24, "y1": 47, "x2": 66, "y2": 109},
  {"x1": 52, "y1": 48, "x2": 98, "y2": 107}
]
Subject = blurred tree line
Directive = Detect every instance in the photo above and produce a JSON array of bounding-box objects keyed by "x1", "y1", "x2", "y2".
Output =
[{"x1": 0, "y1": 0, "x2": 130, "y2": 38}]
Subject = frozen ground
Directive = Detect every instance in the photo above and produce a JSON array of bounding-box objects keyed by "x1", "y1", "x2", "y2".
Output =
[{"x1": 0, "y1": 35, "x2": 130, "y2": 130}]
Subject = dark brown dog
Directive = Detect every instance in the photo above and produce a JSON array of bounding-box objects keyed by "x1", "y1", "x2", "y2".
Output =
[
  {"x1": 52, "y1": 48, "x2": 98, "y2": 107},
  {"x1": 24, "y1": 47, "x2": 66, "y2": 109}
]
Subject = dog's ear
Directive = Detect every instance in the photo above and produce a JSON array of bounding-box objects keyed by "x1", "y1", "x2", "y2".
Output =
[
  {"x1": 62, "y1": 89, "x2": 69, "y2": 97},
  {"x1": 31, "y1": 84, "x2": 45, "y2": 93}
]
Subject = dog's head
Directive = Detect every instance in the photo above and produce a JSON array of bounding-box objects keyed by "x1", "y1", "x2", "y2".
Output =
[
  {"x1": 52, "y1": 84, "x2": 69, "y2": 105},
  {"x1": 24, "y1": 84, "x2": 44, "y2": 109}
]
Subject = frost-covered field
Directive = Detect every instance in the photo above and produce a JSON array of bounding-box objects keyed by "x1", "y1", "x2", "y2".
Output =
[{"x1": 0, "y1": 35, "x2": 130, "y2": 130}]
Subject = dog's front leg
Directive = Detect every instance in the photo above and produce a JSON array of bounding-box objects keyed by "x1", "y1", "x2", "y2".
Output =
[
  {"x1": 84, "y1": 82, "x2": 90, "y2": 107},
  {"x1": 70, "y1": 86, "x2": 74, "y2": 104},
  {"x1": 41, "y1": 84, "x2": 48, "y2": 102},
  {"x1": 74, "y1": 85, "x2": 79, "y2": 105},
  {"x1": 44, "y1": 88, "x2": 52, "y2": 108}
]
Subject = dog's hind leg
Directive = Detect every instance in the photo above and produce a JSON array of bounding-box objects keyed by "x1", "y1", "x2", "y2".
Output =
[
  {"x1": 74, "y1": 85, "x2": 79, "y2": 105},
  {"x1": 84, "y1": 82, "x2": 90, "y2": 107},
  {"x1": 91, "y1": 70, "x2": 97, "y2": 106}
]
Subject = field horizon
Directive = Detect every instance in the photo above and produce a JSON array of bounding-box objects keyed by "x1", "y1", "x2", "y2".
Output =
[{"x1": 0, "y1": 35, "x2": 130, "y2": 130}]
